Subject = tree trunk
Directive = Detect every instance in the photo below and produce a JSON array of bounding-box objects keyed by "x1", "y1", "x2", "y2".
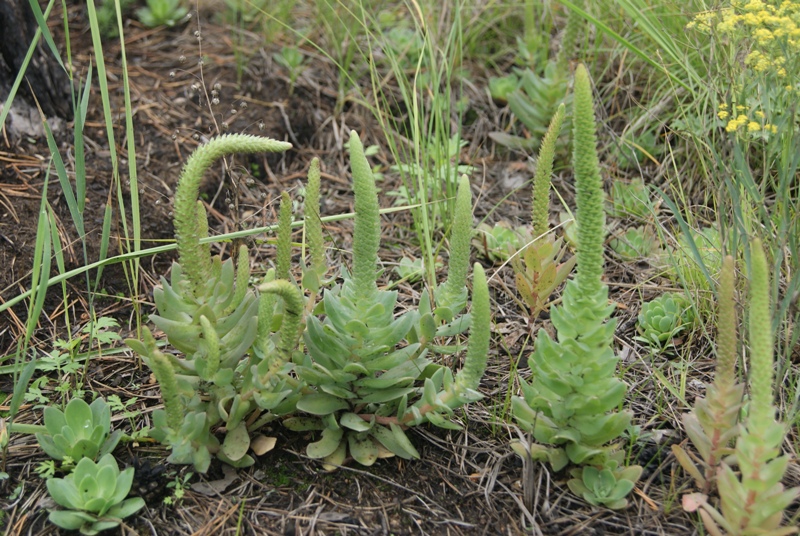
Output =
[{"x1": 0, "y1": 0, "x2": 72, "y2": 120}]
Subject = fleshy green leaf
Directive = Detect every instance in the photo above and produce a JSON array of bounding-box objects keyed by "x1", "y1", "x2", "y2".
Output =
[
  {"x1": 307, "y1": 427, "x2": 344, "y2": 459},
  {"x1": 296, "y1": 393, "x2": 350, "y2": 416}
]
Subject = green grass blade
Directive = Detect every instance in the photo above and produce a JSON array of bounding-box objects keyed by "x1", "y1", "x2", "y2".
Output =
[
  {"x1": 25, "y1": 0, "x2": 65, "y2": 71},
  {"x1": 0, "y1": 0, "x2": 57, "y2": 131},
  {"x1": 26, "y1": 175, "x2": 53, "y2": 342},
  {"x1": 93, "y1": 197, "x2": 114, "y2": 291},
  {"x1": 560, "y1": 0, "x2": 691, "y2": 92},
  {"x1": 7, "y1": 357, "x2": 37, "y2": 422},
  {"x1": 611, "y1": 0, "x2": 704, "y2": 87},
  {"x1": 74, "y1": 65, "x2": 93, "y2": 214},
  {"x1": 42, "y1": 119, "x2": 84, "y2": 241},
  {"x1": 115, "y1": 0, "x2": 141, "y2": 263},
  {"x1": 0, "y1": 204, "x2": 416, "y2": 314},
  {"x1": 656, "y1": 187, "x2": 714, "y2": 289}
]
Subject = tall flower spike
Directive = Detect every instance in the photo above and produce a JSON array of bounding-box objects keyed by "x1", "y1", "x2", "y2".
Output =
[
  {"x1": 276, "y1": 191, "x2": 293, "y2": 281},
  {"x1": 438, "y1": 175, "x2": 472, "y2": 313},
  {"x1": 532, "y1": 103, "x2": 565, "y2": 238},
  {"x1": 746, "y1": 239, "x2": 776, "y2": 429},
  {"x1": 305, "y1": 157, "x2": 325, "y2": 277},
  {"x1": 572, "y1": 64, "x2": 605, "y2": 295},
  {"x1": 454, "y1": 263, "x2": 490, "y2": 393},
  {"x1": 173, "y1": 134, "x2": 291, "y2": 293},
  {"x1": 149, "y1": 347, "x2": 184, "y2": 432},
  {"x1": 258, "y1": 279, "x2": 304, "y2": 362},
  {"x1": 348, "y1": 131, "x2": 380, "y2": 301},
  {"x1": 716, "y1": 255, "x2": 738, "y2": 392},
  {"x1": 673, "y1": 255, "x2": 744, "y2": 492}
]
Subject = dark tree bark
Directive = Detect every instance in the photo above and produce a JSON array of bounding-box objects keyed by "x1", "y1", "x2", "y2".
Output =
[{"x1": 0, "y1": 0, "x2": 72, "y2": 120}]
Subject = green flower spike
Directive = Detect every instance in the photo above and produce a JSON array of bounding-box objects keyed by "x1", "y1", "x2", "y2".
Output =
[
  {"x1": 571, "y1": 64, "x2": 605, "y2": 296},
  {"x1": 305, "y1": 157, "x2": 326, "y2": 279},
  {"x1": 437, "y1": 174, "x2": 472, "y2": 314},
  {"x1": 276, "y1": 191, "x2": 293, "y2": 281},
  {"x1": 531, "y1": 103, "x2": 565, "y2": 238},
  {"x1": 348, "y1": 131, "x2": 380, "y2": 301},
  {"x1": 452, "y1": 263, "x2": 490, "y2": 394},
  {"x1": 511, "y1": 102, "x2": 575, "y2": 320},
  {"x1": 512, "y1": 64, "x2": 639, "y2": 503},
  {"x1": 173, "y1": 134, "x2": 291, "y2": 293},
  {"x1": 672, "y1": 255, "x2": 744, "y2": 493}
]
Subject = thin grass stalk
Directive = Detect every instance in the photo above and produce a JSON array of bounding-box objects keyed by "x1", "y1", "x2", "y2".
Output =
[{"x1": 1, "y1": 207, "x2": 413, "y2": 314}]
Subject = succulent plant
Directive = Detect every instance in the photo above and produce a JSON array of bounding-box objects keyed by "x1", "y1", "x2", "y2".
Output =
[
  {"x1": 35, "y1": 398, "x2": 122, "y2": 464},
  {"x1": 127, "y1": 135, "x2": 300, "y2": 472},
  {"x1": 607, "y1": 179, "x2": 657, "y2": 221},
  {"x1": 490, "y1": 61, "x2": 572, "y2": 152},
  {"x1": 472, "y1": 221, "x2": 525, "y2": 263},
  {"x1": 672, "y1": 256, "x2": 744, "y2": 493},
  {"x1": 636, "y1": 292, "x2": 696, "y2": 348},
  {"x1": 136, "y1": 0, "x2": 187, "y2": 28},
  {"x1": 567, "y1": 457, "x2": 643, "y2": 510},
  {"x1": 488, "y1": 73, "x2": 521, "y2": 105},
  {"x1": 127, "y1": 132, "x2": 489, "y2": 473},
  {"x1": 511, "y1": 65, "x2": 641, "y2": 504},
  {"x1": 394, "y1": 256, "x2": 442, "y2": 284},
  {"x1": 285, "y1": 137, "x2": 489, "y2": 469},
  {"x1": 683, "y1": 239, "x2": 800, "y2": 535},
  {"x1": 46, "y1": 454, "x2": 145, "y2": 535},
  {"x1": 609, "y1": 226, "x2": 659, "y2": 261},
  {"x1": 509, "y1": 103, "x2": 576, "y2": 319}
]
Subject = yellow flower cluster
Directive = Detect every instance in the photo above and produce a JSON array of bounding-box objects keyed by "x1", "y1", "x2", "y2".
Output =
[
  {"x1": 689, "y1": 0, "x2": 800, "y2": 76},
  {"x1": 719, "y1": 103, "x2": 779, "y2": 134}
]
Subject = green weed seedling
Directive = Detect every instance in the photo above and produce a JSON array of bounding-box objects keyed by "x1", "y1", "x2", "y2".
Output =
[
  {"x1": 35, "y1": 398, "x2": 122, "y2": 465},
  {"x1": 511, "y1": 64, "x2": 641, "y2": 509},
  {"x1": 128, "y1": 132, "x2": 490, "y2": 472},
  {"x1": 488, "y1": 73, "x2": 521, "y2": 105},
  {"x1": 273, "y1": 46, "x2": 305, "y2": 95},
  {"x1": 46, "y1": 454, "x2": 144, "y2": 535},
  {"x1": 636, "y1": 293, "x2": 696, "y2": 350},
  {"x1": 136, "y1": 0, "x2": 188, "y2": 28},
  {"x1": 681, "y1": 240, "x2": 800, "y2": 535}
]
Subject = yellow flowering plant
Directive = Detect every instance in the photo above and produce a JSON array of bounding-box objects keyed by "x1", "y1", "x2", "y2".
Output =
[{"x1": 689, "y1": 0, "x2": 800, "y2": 140}]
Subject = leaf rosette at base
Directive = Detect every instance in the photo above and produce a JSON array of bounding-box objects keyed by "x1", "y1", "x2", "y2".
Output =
[
  {"x1": 36, "y1": 397, "x2": 122, "y2": 464},
  {"x1": 46, "y1": 454, "x2": 144, "y2": 535},
  {"x1": 636, "y1": 292, "x2": 695, "y2": 348}
]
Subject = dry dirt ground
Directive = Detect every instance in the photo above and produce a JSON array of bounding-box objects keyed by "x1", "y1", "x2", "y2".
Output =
[{"x1": 1, "y1": 6, "x2": 797, "y2": 536}]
